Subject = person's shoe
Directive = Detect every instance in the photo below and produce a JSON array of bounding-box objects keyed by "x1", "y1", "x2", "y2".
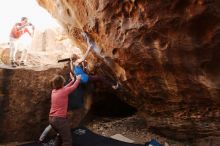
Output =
[
  {"x1": 11, "y1": 61, "x2": 16, "y2": 67},
  {"x1": 112, "y1": 82, "x2": 119, "y2": 90},
  {"x1": 54, "y1": 134, "x2": 62, "y2": 146},
  {"x1": 20, "y1": 61, "x2": 26, "y2": 66}
]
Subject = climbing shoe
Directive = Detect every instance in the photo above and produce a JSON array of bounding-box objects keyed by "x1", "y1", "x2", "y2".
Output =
[
  {"x1": 11, "y1": 61, "x2": 16, "y2": 67},
  {"x1": 20, "y1": 61, "x2": 26, "y2": 66},
  {"x1": 112, "y1": 82, "x2": 119, "y2": 90}
]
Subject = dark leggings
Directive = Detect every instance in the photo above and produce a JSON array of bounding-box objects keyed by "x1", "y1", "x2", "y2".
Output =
[{"x1": 49, "y1": 117, "x2": 72, "y2": 146}]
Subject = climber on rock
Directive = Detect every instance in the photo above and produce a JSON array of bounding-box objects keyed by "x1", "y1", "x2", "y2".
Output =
[
  {"x1": 69, "y1": 47, "x2": 118, "y2": 90},
  {"x1": 80, "y1": 32, "x2": 119, "y2": 89}
]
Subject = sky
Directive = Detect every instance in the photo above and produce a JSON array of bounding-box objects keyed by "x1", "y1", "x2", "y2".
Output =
[{"x1": 0, "y1": 0, "x2": 61, "y2": 42}]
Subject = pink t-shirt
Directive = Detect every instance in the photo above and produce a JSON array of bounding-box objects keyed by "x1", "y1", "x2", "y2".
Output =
[{"x1": 49, "y1": 79, "x2": 80, "y2": 118}]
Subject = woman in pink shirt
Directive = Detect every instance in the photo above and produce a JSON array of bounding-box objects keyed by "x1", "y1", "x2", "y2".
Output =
[{"x1": 49, "y1": 74, "x2": 81, "y2": 146}]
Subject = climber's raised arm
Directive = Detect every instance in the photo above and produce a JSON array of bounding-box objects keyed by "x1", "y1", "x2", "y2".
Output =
[{"x1": 77, "y1": 46, "x2": 92, "y2": 63}]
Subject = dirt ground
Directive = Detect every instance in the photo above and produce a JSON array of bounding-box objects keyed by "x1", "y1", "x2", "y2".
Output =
[{"x1": 85, "y1": 115, "x2": 189, "y2": 146}]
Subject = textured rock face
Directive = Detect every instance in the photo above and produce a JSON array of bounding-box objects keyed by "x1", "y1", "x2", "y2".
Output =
[{"x1": 36, "y1": 0, "x2": 220, "y2": 141}]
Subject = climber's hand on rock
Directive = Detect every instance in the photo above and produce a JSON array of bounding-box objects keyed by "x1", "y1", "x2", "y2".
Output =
[
  {"x1": 76, "y1": 75, "x2": 81, "y2": 80},
  {"x1": 76, "y1": 58, "x2": 83, "y2": 64},
  {"x1": 70, "y1": 72, "x2": 75, "y2": 81}
]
